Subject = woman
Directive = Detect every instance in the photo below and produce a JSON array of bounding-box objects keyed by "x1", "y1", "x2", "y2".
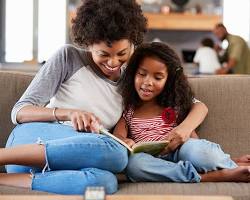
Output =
[{"x1": 0, "y1": 0, "x2": 208, "y2": 195}]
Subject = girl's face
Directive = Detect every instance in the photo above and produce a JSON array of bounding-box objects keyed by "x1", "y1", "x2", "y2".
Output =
[
  {"x1": 135, "y1": 56, "x2": 168, "y2": 103},
  {"x1": 89, "y1": 39, "x2": 133, "y2": 81}
]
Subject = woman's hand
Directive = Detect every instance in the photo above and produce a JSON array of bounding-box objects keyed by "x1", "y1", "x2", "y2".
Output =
[
  {"x1": 233, "y1": 155, "x2": 250, "y2": 165},
  {"x1": 69, "y1": 110, "x2": 101, "y2": 133},
  {"x1": 167, "y1": 125, "x2": 193, "y2": 152}
]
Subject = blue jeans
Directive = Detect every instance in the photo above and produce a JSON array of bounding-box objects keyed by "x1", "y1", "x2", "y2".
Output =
[
  {"x1": 5, "y1": 122, "x2": 128, "y2": 194},
  {"x1": 126, "y1": 138, "x2": 237, "y2": 183}
]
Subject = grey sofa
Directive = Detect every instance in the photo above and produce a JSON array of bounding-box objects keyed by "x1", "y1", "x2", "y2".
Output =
[{"x1": 0, "y1": 71, "x2": 250, "y2": 199}]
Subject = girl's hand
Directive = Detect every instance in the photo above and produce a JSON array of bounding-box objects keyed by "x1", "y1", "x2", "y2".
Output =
[
  {"x1": 69, "y1": 110, "x2": 101, "y2": 133},
  {"x1": 167, "y1": 125, "x2": 193, "y2": 152},
  {"x1": 160, "y1": 129, "x2": 199, "y2": 155},
  {"x1": 159, "y1": 146, "x2": 171, "y2": 156},
  {"x1": 123, "y1": 138, "x2": 136, "y2": 147}
]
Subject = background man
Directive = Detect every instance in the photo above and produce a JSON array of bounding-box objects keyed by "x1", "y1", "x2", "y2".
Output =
[{"x1": 213, "y1": 23, "x2": 250, "y2": 74}]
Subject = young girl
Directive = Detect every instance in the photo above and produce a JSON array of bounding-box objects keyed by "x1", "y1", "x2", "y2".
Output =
[
  {"x1": 0, "y1": 0, "x2": 147, "y2": 195},
  {"x1": 113, "y1": 42, "x2": 250, "y2": 183}
]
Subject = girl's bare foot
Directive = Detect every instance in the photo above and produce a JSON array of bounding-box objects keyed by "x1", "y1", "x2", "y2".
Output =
[
  {"x1": 201, "y1": 166, "x2": 250, "y2": 182},
  {"x1": 225, "y1": 166, "x2": 250, "y2": 182}
]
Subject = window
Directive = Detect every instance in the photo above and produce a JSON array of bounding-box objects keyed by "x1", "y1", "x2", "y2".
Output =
[
  {"x1": 223, "y1": 0, "x2": 250, "y2": 43},
  {"x1": 4, "y1": 0, "x2": 66, "y2": 63},
  {"x1": 38, "y1": 0, "x2": 67, "y2": 62},
  {"x1": 5, "y1": 0, "x2": 33, "y2": 62}
]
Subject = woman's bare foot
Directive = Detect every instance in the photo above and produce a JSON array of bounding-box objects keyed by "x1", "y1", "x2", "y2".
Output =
[
  {"x1": 0, "y1": 173, "x2": 31, "y2": 188},
  {"x1": 201, "y1": 166, "x2": 250, "y2": 182},
  {"x1": 237, "y1": 162, "x2": 250, "y2": 166},
  {"x1": 232, "y1": 155, "x2": 250, "y2": 166}
]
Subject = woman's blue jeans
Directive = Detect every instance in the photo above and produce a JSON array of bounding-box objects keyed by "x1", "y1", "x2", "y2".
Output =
[
  {"x1": 126, "y1": 138, "x2": 237, "y2": 183},
  {"x1": 5, "y1": 122, "x2": 128, "y2": 195}
]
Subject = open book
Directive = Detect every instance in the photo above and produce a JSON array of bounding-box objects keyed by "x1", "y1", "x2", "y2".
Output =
[{"x1": 100, "y1": 128, "x2": 169, "y2": 156}]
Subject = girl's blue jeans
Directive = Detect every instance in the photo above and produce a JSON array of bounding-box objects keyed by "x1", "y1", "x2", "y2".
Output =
[
  {"x1": 127, "y1": 138, "x2": 238, "y2": 183},
  {"x1": 5, "y1": 122, "x2": 128, "y2": 195}
]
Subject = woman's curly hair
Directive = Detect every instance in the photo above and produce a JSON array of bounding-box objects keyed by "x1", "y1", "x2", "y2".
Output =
[
  {"x1": 119, "y1": 42, "x2": 194, "y2": 124},
  {"x1": 71, "y1": 0, "x2": 147, "y2": 47}
]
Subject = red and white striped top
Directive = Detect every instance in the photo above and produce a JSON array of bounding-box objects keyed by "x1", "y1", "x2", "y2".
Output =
[{"x1": 123, "y1": 107, "x2": 176, "y2": 143}]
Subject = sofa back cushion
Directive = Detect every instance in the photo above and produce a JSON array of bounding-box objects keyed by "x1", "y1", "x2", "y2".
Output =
[
  {"x1": 0, "y1": 71, "x2": 34, "y2": 149},
  {"x1": 189, "y1": 75, "x2": 250, "y2": 157},
  {"x1": 0, "y1": 71, "x2": 249, "y2": 158}
]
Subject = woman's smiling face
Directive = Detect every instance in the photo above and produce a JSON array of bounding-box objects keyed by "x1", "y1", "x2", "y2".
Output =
[{"x1": 89, "y1": 39, "x2": 133, "y2": 81}]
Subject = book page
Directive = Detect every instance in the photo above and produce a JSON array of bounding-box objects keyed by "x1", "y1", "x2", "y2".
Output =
[
  {"x1": 132, "y1": 140, "x2": 169, "y2": 155},
  {"x1": 100, "y1": 128, "x2": 133, "y2": 152},
  {"x1": 100, "y1": 129, "x2": 169, "y2": 155}
]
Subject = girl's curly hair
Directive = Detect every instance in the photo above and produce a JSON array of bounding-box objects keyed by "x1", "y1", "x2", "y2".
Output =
[
  {"x1": 71, "y1": 0, "x2": 147, "y2": 47},
  {"x1": 119, "y1": 42, "x2": 194, "y2": 124}
]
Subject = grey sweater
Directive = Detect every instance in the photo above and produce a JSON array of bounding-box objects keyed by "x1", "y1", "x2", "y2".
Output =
[{"x1": 12, "y1": 44, "x2": 123, "y2": 130}]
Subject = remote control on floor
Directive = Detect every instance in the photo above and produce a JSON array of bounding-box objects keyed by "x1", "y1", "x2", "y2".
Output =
[{"x1": 84, "y1": 186, "x2": 105, "y2": 200}]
